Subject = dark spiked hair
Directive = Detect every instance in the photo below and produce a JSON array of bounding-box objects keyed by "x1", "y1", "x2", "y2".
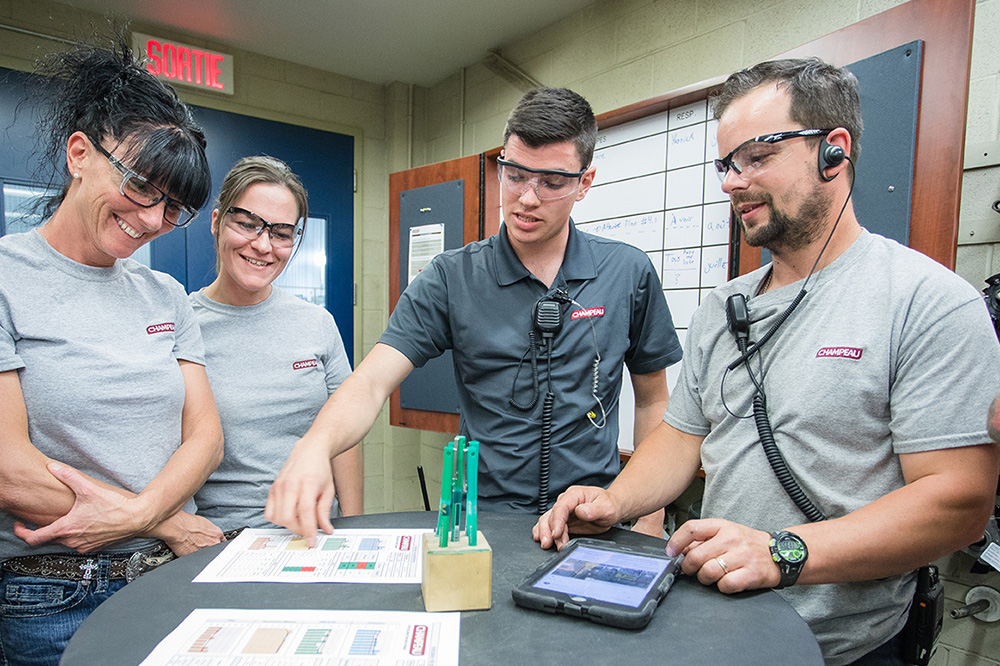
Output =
[
  {"x1": 32, "y1": 26, "x2": 210, "y2": 217},
  {"x1": 503, "y1": 87, "x2": 598, "y2": 170}
]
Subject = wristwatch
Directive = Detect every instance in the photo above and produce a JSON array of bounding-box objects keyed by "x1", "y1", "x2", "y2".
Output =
[{"x1": 768, "y1": 531, "x2": 808, "y2": 589}]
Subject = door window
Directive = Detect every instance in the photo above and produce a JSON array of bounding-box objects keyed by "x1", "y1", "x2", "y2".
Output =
[{"x1": 274, "y1": 215, "x2": 327, "y2": 307}]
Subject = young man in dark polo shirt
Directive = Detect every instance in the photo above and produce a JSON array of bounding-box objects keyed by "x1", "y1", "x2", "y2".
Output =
[{"x1": 266, "y1": 87, "x2": 682, "y2": 544}]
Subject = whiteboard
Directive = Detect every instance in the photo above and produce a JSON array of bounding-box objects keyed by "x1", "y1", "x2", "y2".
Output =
[{"x1": 575, "y1": 98, "x2": 730, "y2": 451}]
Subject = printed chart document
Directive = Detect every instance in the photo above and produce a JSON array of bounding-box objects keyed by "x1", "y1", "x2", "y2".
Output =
[
  {"x1": 138, "y1": 608, "x2": 459, "y2": 666},
  {"x1": 194, "y1": 529, "x2": 431, "y2": 584},
  {"x1": 407, "y1": 223, "x2": 444, "y2": 285}
]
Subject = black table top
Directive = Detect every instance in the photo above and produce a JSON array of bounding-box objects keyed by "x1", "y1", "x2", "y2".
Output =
[{"x1": 61, "y1": 511, "x2": 822, "y2": 665}]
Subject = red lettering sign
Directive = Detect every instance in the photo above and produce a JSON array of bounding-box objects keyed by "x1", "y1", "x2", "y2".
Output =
[
  {"x1": 292, "y1": 359, "x2": 319, "y2": 371},
  {"x1": 135, "y1": 33, "x2": 233, "y2": 95}
]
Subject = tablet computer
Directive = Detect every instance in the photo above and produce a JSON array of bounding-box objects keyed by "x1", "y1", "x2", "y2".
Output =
[{"x1": 511, "y1": 538, "x2": 682, "y2": 629}]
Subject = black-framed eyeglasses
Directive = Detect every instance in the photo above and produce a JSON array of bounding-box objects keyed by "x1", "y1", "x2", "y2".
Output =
[
  {"x1": 713, "y1": 129, "x2": 832, "y2": 182},
  {"x1": 88, "y1": 137, "x2": 199, "y2": 227},
  {"x1": 225, "y1": 206, "x2": 302, "y2": 248},
  {"x1": 496, "y1": 157, "x2": 587, "y2": 201}
]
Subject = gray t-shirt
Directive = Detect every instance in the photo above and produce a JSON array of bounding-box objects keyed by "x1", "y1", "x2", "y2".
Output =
[
  {"x1": 0, "y1": 229, "x2": 204, "y2": 559},
  {"x1": 191, "y1": 287, "x2": 352, "y2": 530},
  {"x1": 665, "y1": 229, "x2": 1000, "y2": 665}
]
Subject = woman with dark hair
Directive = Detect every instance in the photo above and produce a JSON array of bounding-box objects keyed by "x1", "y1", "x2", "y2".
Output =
[
  {"x1": 0, "y1": 35, "x2": 223, "y2": 665},
  {"x1": 190, "y1": 156, "x2": 360, "y2": 532}
]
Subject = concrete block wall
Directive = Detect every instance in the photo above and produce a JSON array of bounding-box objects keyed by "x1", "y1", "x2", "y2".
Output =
[{"x1": 957, "y1": 0, "x2": 1000, "y2": 289}]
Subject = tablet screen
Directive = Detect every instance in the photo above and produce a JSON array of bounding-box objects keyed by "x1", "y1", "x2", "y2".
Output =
[{"x1": 531, "y1": 545, "x2": 673, "y2": 608}]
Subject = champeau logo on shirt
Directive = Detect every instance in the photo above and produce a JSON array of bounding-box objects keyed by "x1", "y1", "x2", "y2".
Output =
[
  {"x1": 146, "y1": 322, "x2": 175, "y2": 335},
  {"x1": 571, "y1": 306, "x2": 605, "y2": 320},
  {"x1": 816, "y1": 346, "x2": 863, "y2": 360},
  {"x1": 292, "y1": 359, "x2": 318, "y2": 370}
]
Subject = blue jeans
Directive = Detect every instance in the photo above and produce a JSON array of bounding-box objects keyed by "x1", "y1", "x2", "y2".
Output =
[{"x1": 0, "y1": 557, "x2": 126, "y2": 666}]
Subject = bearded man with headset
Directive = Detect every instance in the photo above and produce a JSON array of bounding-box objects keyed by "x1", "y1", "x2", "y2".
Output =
[{"x1": 535, "y1": 58, "x2": 1000, "y2": 666}]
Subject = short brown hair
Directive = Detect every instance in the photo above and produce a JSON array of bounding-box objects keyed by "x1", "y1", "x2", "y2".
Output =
[
  {"x1": 503, "y1": 87, "x2": 598, "y2": 170},
  {"x1": 712, "y1": 58, "x2": 863, "y2": 163}
]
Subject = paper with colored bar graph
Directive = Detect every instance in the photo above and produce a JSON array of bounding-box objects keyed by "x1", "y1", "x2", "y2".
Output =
[
  {"x1": 193, "y1": 528, "x2": 431, "y2": 584},
  {"x1": 138, "y1": 608, "x2": 459, "y2": 666}
]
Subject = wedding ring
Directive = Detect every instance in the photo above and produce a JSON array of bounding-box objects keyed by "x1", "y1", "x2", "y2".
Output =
[{"x1": 715, "y1": 556, "x2": 729, "y2": 574}]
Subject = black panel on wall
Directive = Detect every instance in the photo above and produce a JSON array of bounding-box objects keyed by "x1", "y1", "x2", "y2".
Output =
[
  {"x1": 847, "y1": 40, "x2": 921, "y2": 244},
  {"x1": 397, "y1": 179, "x2": 464, "y2": 413}
]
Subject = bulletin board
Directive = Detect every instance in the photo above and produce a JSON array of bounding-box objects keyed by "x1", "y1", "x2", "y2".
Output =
[
  {"x1": 388, "y1": 153, "x2": 500, "y2": 433},
  {"x1": 574, "y1": 99, "x2": 731, "y2": 363}
]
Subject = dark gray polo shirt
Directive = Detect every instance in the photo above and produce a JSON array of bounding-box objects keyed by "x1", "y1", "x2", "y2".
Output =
[{"x1": 380, "y1": 222, "x2": 682, "y2": 512}]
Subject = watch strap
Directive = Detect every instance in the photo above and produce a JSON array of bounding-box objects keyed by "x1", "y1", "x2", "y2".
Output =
[{"x1": 769, "y1": 530, "x2": 807, "y2": 589}]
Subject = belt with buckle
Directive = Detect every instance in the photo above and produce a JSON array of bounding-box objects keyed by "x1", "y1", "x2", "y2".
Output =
[
  {"x1": 123, "y1": 528, "x2": 244, "y2": 581},
  {"x1": 2, "y1": 529, "x2": 246, "y2": 584},
  {"x1": 1, "y1": 552, "x2": 132, "y2": 582},
  {"x1": 2, "y1": 541, "x2": 175, "y2": 583}
]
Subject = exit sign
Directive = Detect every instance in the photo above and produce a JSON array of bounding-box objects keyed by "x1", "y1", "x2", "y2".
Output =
[{"x1": 133, "y1": 32, "x2": 234, "y2": 95}]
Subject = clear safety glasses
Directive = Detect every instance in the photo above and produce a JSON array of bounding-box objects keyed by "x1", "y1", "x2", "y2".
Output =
[
  {"x1": 225, "y1": 206, "x2": 302, "y2": 248},
  {"x1": 497, "y1": 157, "x2": 587, "y2": 201},
  {"x1": 89, "y1": 138, "x2": 198, "y2": 227},
  {"x1": 713, "y1": 128, "x2": 832, "y2": 182}
]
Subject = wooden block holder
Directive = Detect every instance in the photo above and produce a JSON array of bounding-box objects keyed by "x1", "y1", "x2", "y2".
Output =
[{"x1": 421, "y1": 531, "x2": 492, "y2": 612}]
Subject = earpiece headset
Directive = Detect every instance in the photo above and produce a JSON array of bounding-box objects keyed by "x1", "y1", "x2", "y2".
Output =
[{"x1": 818, "y1": 137, "x2": 846, "y2": 181}]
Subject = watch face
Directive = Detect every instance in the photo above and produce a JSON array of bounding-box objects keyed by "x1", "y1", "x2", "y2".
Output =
[{"x1": 775, "y1": 534, "x2": 807, "y2": 563}]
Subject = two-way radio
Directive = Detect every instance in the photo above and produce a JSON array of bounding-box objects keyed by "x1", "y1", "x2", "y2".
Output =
[
  {"x1": 509, "y1": 288, "x2": 605, "y2": 514},
  {"x1": 533, "y1": 293, "x2": 564, "y2": 514},
  {"x1": 533, "y1": 298, "x2": 564, "y2": 337}
]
